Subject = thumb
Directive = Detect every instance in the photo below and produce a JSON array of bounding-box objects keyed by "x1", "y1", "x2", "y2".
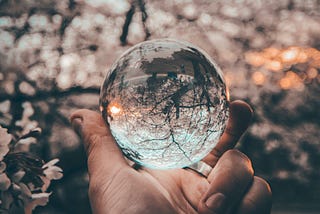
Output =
[{"x1": 70, "y1": 109, "x2": 128, "y2": 179}]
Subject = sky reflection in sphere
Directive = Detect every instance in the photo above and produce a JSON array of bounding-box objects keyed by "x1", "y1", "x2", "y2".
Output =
[{"x1": 100, "y1": 39, "x2": 229, "y2": 169}]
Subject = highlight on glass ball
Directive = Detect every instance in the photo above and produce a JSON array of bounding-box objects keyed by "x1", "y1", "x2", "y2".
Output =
[{"x1": 99, "y1": 39, "x2": 229, "y2": 169}]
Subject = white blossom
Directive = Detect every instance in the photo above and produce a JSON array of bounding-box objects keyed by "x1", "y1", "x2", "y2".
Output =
[
  {"x1": 43, "y1": 159, "x2": 63, "y2": 180},
  {"x1": 26, "y1": 192, "x2": 51, "y2": 211},
  {"x1": 0, "y1": 126, "x2": 12, "y2": 161}
]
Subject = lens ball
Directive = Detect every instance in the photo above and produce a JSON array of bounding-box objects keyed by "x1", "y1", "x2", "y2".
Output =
[{"x1": 100, "y1": 39, "x2": 229, "y2": 169}]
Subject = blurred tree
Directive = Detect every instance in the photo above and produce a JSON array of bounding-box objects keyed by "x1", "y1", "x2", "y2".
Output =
[{"x1": 0, "y1": 0, "x2": 319, "y2": 213}]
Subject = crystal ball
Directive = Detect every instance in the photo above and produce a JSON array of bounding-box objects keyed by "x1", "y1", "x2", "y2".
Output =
[{"x1": 100, "y1": 39, "x2": 229, "y2": 169}]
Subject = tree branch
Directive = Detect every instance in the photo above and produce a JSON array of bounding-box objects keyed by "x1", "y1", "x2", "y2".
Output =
[
  {"x1": 0, "y1": 86, "x2": 99, "y2": 102},
  {"x1": 120, "y1": 3, "x2": 135, "y2": 45}
]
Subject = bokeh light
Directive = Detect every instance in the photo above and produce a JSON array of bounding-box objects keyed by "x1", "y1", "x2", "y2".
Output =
[
  {"x1": 0, "y1": 0, "x2": 319, "y2": 213},
  {"x1": 246, "y1": 46, "x2": 320, "y2": 90}
]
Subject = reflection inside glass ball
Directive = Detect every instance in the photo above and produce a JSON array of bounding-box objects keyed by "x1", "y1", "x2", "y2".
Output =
[{"x1": 100, "y1": 39, "x2": 229, "y2": 169}]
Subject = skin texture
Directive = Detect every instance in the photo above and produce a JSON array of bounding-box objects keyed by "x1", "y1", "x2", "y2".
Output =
[{"x1": 70, "y1": 100, "x2": 272, "y2": 214}]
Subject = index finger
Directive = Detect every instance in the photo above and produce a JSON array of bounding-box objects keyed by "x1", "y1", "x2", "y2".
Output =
[{"x1": 202, "y1": 100, "x2": 253, "y2": 166}]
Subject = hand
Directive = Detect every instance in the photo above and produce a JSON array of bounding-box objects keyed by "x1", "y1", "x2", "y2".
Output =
[{"x1": 70, "y1": 100, "x2": 272, "y2": 214}]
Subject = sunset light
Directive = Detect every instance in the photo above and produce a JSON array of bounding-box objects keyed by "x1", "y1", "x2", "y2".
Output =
[
  {"x1": 246, "y1": 46, "x2": 320, "y2": 89},
  {"x1": 109, "y1": 104, "x2": 122, "y2": 115}
]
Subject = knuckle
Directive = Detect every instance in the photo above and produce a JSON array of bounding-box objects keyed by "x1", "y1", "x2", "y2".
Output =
[
  {"x1": 224, "y1": 149, "x2": 251, "y2": 166},
  {"x1": 239, "y1": 177, "x2": 272, "y2": 214},
  {"x1": 224, "y1": 149, "x2": 254, "y2": 177},
  {"x1": 253, "y1": 176, "x2": 272, "y2": 199}
]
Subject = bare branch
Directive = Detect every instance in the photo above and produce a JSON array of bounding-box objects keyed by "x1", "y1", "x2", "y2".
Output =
[
  {"x1": 0, "y1": 86, "x2": 99, "y2": 102},
  {"x1": 120, "y1": 3, "x2": 135, "y2": 45}
]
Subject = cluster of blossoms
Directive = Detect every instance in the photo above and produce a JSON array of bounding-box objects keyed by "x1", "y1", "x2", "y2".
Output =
[{"x1": 0, "y1": 126, "x2": 63, "y2": 213}]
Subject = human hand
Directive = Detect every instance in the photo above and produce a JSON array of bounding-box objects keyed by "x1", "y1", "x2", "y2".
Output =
[{"x1": 70, "y1": 100, "x2": 272, "y2": 214}]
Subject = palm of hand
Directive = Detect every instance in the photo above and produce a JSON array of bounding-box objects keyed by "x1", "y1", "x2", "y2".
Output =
[
  {"x1": 71, "y1": 101, "x2": 272, "y2": 214},
  {"x1": 97, "y1": 165, "x2": 207, "y2": 214}
]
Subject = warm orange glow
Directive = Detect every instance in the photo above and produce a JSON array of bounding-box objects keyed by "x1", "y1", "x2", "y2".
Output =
[
  {"x1": 245, "y1": 53, "x2": 265, "y2": 67},
  {"x1": 265, "y1": 60, "x2": 282, "y2": 72},
  {"x1": 226, "y1": 88, "x2": 230, "y2": 101},
  {"x1": 307, "y1": 68, "x2": 318, "y2": 79},
  {"x1": 305, "y1": 47, "x2": 319, "y2": 58},
  {"x1": 224, "y1": 72, "x2": 233, "y2": 87},
  {"x1": 245, "y1": 46, "x2": 319, "y2": 90},
  {"x1": 109, "y1": 104, "x2": 122, "y2": 115},
  {"x1": 310, "y1": 51, "x2": 320, "y2": 67},
  {"x1": 279, "y1": 71, "x2": 304, "y2": 90},
  {"x1": 252, "y1": 71, "x2": 266, "y2": 85},
  {"x1": 280, "y1": 47, "x2": 299, "y2": 63},
  {"x1": 296, "y1": 51, "x2": 308, "y2": 63},
  {"x1": 279, "y1": 78, "x2": 291, "y2": 89},
  {"x1": 263, "y1": 47, "x2": 280, "y2": 58},
  {"x1": 245, "y1": 46, "x2": 320, "y2": 70}
]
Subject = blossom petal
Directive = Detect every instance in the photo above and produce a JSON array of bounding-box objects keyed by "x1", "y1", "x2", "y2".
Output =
[
  {"x1": 42, "y1": 158, "x2": 60, "y2": 168},
  {"x1": 40, "y1": 176, "x2": 51, "y2": 192},
  {"x1": 28, "y1": 192, "x2": 51, "y2": 210},
  {"x1": 0, "y1": 126, "x2": 12, "y2": 146},
  {"x1": 0, "y1": 127, "x2": 11, "y2": 161},
  {"x1": 15, "y1": 137, "x2": 37, "y2": 152},
  {"x1": 23, "y1": 192, "x2": 52, "y2": 212},
  {"x1": 44, "y1": 166, "x2": 63, "y2": 180},
  {"x1": 0, "y1": 145, "x2": 9, "y2": 161}
]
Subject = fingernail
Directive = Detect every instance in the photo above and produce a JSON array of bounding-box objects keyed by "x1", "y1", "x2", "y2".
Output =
[
  {"x1": 205, "y1": 193, "x2": 227, "y2": 213},
  {"x1": 71, "y1": 117, "x2": 83, "y2": 135}
]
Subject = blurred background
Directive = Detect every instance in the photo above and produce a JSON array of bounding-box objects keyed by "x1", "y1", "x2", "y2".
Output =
[{"x1": 0, "y1": 0, "x2": 319, "y2": 213}]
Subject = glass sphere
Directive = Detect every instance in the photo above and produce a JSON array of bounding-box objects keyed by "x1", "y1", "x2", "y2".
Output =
[{"x1": 100, "y1": 39, "x2": 229, "y2": 169}]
